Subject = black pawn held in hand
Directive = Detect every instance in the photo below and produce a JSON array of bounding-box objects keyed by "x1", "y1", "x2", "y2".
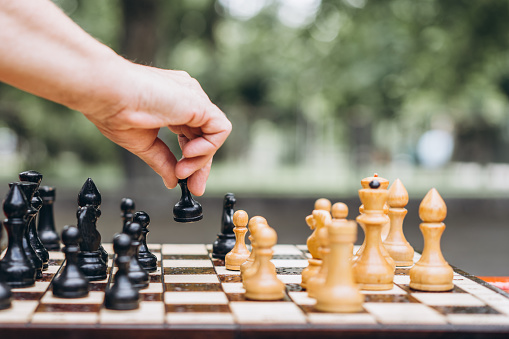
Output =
[
  {"x1": 77, "y1": 179, "x2": 107, "y2": 281},
  {"x1": 19, "y1": 170, "x2": 49, "y2": 271},
  {"x1": 173, "y1": 178, "x2": 203, "y2": 223},
  {"x1": 105, "y1": 233, "x2": 140, "y2": 310},
  {"x1": 37, "y1": 186, "x2": 60, "y2": 251},
  {"x1": 212, "y1": 193, "x2": 237, "y2": 259},
  {"x1": 11, "y1": 181, "x2": 43, "y2": 280},
  {"x1": 124, "y1": 221, "x2": 149, "y2": 289},
  {"x1": 134, "y1": 211, "x2": 157, "y2": 272},
  {"x1": 0, "y1": 184, "x2": 36, "y2": 288},
  {"x1": 52, "y1": 225, "x2": 89, "y2": 298},
  {"x1": 120, "y1": 198, "x2": 135, "y2": 232}
]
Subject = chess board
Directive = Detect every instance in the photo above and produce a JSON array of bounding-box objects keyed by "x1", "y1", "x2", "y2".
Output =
[{"x1": 1, "y1": 244, "x2": 509, "y2": 339}]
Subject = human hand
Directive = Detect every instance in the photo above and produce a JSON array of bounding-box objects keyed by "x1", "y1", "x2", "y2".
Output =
[{"x1": 82, "y1": 61, "x2": 231, "y2": 196}]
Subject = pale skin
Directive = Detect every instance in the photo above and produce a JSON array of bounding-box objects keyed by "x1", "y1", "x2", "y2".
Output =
[{"x1": 0, "y1": 0, "x2": 232, "y2": 196}]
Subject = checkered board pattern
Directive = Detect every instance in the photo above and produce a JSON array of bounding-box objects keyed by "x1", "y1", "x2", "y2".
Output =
[{"x1": 1, "y1": 244, "x2": 509, "y2": 334}]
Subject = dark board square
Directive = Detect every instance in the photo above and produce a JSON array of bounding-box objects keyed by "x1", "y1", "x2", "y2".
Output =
[
  {"x1": 141, "y1": 293, "x2": 163, "y2": 302},
  {"x1": 432, "y1": 305, "x2": 500, "y2": 315},
  {"x1": 12, "y1": 292, "x2": 44, "y2": 301},
  {"x1": 163, "y1": 255, "x2": 210, "y2": 260},
  {"x1": 36, "y1": 303, "x2": 101, "y2": 313},
  {"x1": 218, "y1": 275, "x2": 242, "y2": 283},
  {"x1": 364, "y1": 294, "x2": 417, "y2": 303},
  {"x1": 395, "y1": 268, "x2": 411, "y2": 275},
  {"x1": 301, "y1": 304, "x2": 368, "y2": 314},
  {"x1": 165, "y1": 304, "x2": 230, "y2": 313},
  {"x1": 277, "y1": 267, "x2": 304, "y2": 275},
  {"x1": 212, "y1": 259, "x2": 225, "y2": 267},
  {"x1": 226, "y1": 293, "x2": 291, "y2": 302},
  {"x1": 150, "y1": 275, "x2": 161, "y2": 283},
  {"x1": 165, "y1": 283, "x2": 222, "y2": 292},
  {"x1": 164, "y1": 267, "x2": 216, "y2": 275},
  {"x1": 273, "y1": 255, "x2": 306, "y2": 260},
  {"x1": 285, "y1": 284, "x2": 304, "y2": 292},
  {"x1": 40, "y1": 273, "x2": 56, "y2": 282},
  {"x1": 89, "y1": 283, "x2": 107, "y2": 292}
]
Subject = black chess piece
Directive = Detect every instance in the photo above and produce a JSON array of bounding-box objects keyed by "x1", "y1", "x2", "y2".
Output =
[
  {"x1": 0, "y1": 184, "x2": 36, "y2": 288},
  {"x1": 19, "y1": 170, "x2": 49, "y2": 270},
  {"x1": 52, "y1": 225, "x2": 89, "y2": 298},
  {"x1": 173, "y1": 178, "x2": 203, "y2": 223},
  {"x1": 9, "y1": 181, "x2": 43, "y2": 280},
  {"x1": 0, "y1": 220, "x2": 12, "y2": 309},
  {"x1": 77, "y1": 178, "x2": 107, "y2": 281},
  {"x1": 124, "y1": 221, "x2": 149, "y2": 289},
  {"x1": 104, "y1": 233, "x2": 140, "y2": 310},
  {"x1": 212, "y1": 193, "x2": 237, "y2": 260},
  {"x1": 37, "y1": 186, "x2": 60, "y2": 251},
  {"x1": 120, "y1": 198, "x2": 135, "y2": 232},
  {"x1": 134, "y1": 211, "x2": 157, "y2": 272}
]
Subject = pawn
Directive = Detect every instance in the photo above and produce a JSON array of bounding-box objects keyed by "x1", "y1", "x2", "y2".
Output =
[
  {"x1": 52, "y1": 225, "x2": 89, "y2": 298},
  {"x1": 315, "y1": 219, "x2": 363, "y2": 313},
  {"x1": 120, "y1": 198, "x2": 135, "y2": 232},
  {"x1": 173, "y1": 179, "x2": 203, "y2": 223},
  {"x1": 383, "y1": 179, "x2": 414, "y2": 267},
  {"x1": 0, "y1": 184, "x2": 36, "y2": 288},
  {"x1": 104, "y1": 233, "x2": 140, "y2": 310},
  {"x1": 241, "y1": 217, "x2": 275, "y2": 285},
  {"x1": 244, "y1": 226, "x2": 285, "y2": 300},
  {"x1": 212, "y1": 193, "x2": 237, "y2": 259},
  {"x1": 409, "y1": 188, "x2": 453, "y2": 291},
  {"x1": 225, "y1": 210, "x2": 250, "y2": 270},
  {"x1": 124, "y1": 221, "x2": 149, "y2": 289},
  {"x1": 37, "y1": 186, "x2": 60, "y2": 251},
  {"x1": 331, "y1": 203, "x2": 352, "y2": 256},
  {"x1": 134, "y1": 211, "x2": 157, "y2": 272},
  {"x1": 240, "y1": 216, "x2": 267, "y2": 277},
  {"x1": 307, "y1": 223, "x2": 330, "y2": 298}
]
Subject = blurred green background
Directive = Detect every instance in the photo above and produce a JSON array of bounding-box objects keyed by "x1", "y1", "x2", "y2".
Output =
[{"x1": 1, "y1": 0, "x2": 509, "y2": 275}]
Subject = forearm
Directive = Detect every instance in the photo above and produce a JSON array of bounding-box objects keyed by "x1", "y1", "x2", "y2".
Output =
[{"x1": 0, "y1": 0, "x2": 127, "y2": 114}]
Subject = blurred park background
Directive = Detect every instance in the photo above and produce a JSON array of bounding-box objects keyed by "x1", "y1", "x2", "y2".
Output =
[{"x1": 1, "y1": 0, "x2": 509, "y2": 276}]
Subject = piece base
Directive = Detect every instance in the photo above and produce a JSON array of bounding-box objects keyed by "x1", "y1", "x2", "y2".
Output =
[
  {"x1": 358, "y1": 283, "x2": 394, "y2": 291},
  {"x1": 245, "y1": 291, "x2": 285, "y2": 301},
  {"x1": 225, "y1": 264, "x2": 240, "y2": 271},
  {"x1": 395, "y1": 260, "x2": 414, "y2": 267},
  {"x1": 174, "y1": 214, "x2": 203, "y2": 223},
  {"x1": 409, "y1": 282, "x2": 454, "y2": 292},
  {"x1": 52, "y1": 289, "x2": 89, "y2": 299},
  {"x1": 315, "y1": 303, "x2": 364, "y2": 313}
]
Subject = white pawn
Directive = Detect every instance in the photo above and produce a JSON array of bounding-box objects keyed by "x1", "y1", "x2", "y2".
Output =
[
  {"x1": 244, "y1": 227, "x2": 285, "y2": 300},
  {"x1": 315, "y1": 219, "x2": 363, "y2": 313},
  {"x1": 225, "y1": 210, "x2": 250, "y2": 271}
]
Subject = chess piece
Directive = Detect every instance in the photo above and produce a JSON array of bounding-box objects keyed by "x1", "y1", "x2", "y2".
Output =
[
  {"x1": 331, "y1": 202, "x2": 353, "y2": 256},
  {"x1": 315, "y1": 219, "x2": 363, "y2": 313},
  {"x1": 52, "y1": 225, "x2": 89, "y2": 298},
  {"x1": 134, "y1": 211, "x2": 157, "y2": 272},
  {"x1": 124, "y1": 221, "x2": 149, "y2": 289},
  {"x1": 120, "y1": 198, "x2": 135, "y2": 232},
  {"x1": 383, "y1": 179, "x2": 414, "y2": 267},
  {"x1": 354, "y1": 174, "x2": 394, "y2": 269},
  {"x1": 10, "y1": 181, "x2": 44, "y2": 280},
  {"x1": 0, "y1": 225, "x2": 12, "y2": 309},
  {"x1": 212, "y1": 193, "x2": 236, "y2": 259},
  {"x1": 301, "y1": 209, "x2": 330, "y2": 289},
  {"x1": 173, "y1": 178, "x2": 203, "y2": 223},
  {"x1": 409, "y1": 188, "x2": 453, "y2": 292},
  {"x1": 352, "y1": 180, "x2": 394, "y2": 290},
  {"x1": 244, "y1": 226, "x2": 285, "y2": 300},
  {"x1": 314, "y1": 198, "x2": 332, "y2": 212},
  {"x1": 225, "y1": 210, "x2": 250, "y2": 270},
  {"x1": 104, "y1": 233, "x2": 140, "y2": 310},
  {"x1": 19, "y1": 170, "x2": 49, "y2": 270},
  {"x1": 240, "y1": 216, "x2": 267, "y2": 278},
  {"x1": 0, "y1": 183, "x2": 36, "y2": 287},
  {"x1": 307, "y1": 222, "x2": 330, "y2": 298},
  {"x1": 77, "y1": 178, "x2": 107, "y2": 281},
  {"x1": 37, "y1": 186, "x2": 60, "y2": 251}
]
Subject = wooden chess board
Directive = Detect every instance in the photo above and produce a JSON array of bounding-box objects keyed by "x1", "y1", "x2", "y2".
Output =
[{"x1": 1, "y1": 243, "x2": 509, "y2": 339}]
